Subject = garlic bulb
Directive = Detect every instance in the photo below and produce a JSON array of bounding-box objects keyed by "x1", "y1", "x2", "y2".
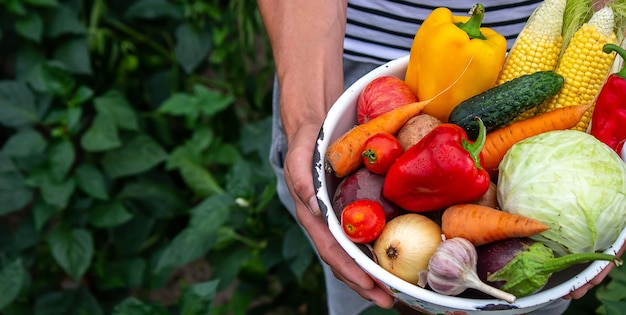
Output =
[{"x1": 420, "y1": 237, "x2": 516, "y2": 303}]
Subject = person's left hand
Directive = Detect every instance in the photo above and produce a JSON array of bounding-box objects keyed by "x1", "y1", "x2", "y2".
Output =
[{"x1": 564, "y1": 242, "x2": 625, "y2": 299}]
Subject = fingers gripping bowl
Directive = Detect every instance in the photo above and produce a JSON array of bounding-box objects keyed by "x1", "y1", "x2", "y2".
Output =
[{"x1": 312, "y1": 55, "x2": 626, "y2": 315}]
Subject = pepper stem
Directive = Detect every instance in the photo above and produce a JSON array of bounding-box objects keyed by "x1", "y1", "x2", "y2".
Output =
[
  {"x1": 604, "y1": 43, "x2": 626, "y2": 79},
  {"x1": 455, "y1": 3, "x2": 487, "y2": 40},
  {"x1": 462, "y1": 117, "x2": 486, "y2": 170}
]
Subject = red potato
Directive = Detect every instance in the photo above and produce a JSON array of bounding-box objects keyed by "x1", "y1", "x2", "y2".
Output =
[
  {"x1": 396, "y1": 114, "x2": 442, "y2": 150},
  {"x1": 333, "y1": 167, "x2": 405, "y2": 221},
  {"x1": 357, "y1": 76, "x2": 418, "y2": 125},
  {"x1": 470, "y1": 182, "x2": 498, "y2": 209}
]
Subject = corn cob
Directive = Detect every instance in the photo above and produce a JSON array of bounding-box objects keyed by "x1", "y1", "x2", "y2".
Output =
[
  {"x1": 538, "y1": 6, "x2": 617, "y2": 131},
  {"x1": 497, "y1": 0, "x2": 565, "y2": 84},
  {"x1": 497, "y1": 0, "x2": 566, "y2": 122}
]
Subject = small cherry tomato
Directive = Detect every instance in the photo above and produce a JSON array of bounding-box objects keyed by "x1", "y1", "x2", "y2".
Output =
[
  {"x1": 361, "y1": 133, "x2": 404, "y2": 175},
  {"x1": 341, "y1": 199, "x2": 386, "y2": 244}
]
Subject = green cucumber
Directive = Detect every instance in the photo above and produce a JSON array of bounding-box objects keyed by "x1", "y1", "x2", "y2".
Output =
[{"x1": 448, "y1": 70, "x2": 564, "y2": 140}]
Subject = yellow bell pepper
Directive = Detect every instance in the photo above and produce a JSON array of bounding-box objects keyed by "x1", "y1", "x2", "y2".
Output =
[{"x1": 404, "y1": 3, "x2": 506, "y2": 122}]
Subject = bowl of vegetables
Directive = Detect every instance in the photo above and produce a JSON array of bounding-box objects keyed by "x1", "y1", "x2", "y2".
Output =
[{"x1": 312, "y1": 53, "x2": 626, "y2": 315}]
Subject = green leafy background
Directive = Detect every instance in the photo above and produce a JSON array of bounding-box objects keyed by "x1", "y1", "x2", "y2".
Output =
[{"x1": 0, "y1": 0, "x2": 624, "y2": 314}]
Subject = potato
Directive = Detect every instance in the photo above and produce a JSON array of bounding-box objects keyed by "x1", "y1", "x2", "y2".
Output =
[
  {"x1": 397, "y1": 114, "x2": 442, "y2": 150},
  {"x1": 332, "y1": 167, "x2": 405, "y2": 221},
  {"x1": 470, "y1": 182, "x2": 498, "y2": 209}
]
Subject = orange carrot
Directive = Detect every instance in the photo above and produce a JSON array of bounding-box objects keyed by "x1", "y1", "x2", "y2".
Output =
[
  {"x1": 441, "y1": 203, "x2": 549, "y2": 246},
  {"x1": 325, "y1": 100, "x2": 434, "y2": 177},
  {"x1": 325, "y1": 58, "x2": 475, "y2": 178},
  {"x1": 481, "y1": 104, "x2": 590, "y2": 177}
]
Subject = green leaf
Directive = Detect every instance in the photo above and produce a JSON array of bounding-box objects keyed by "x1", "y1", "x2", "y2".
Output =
[
  {"x1": 124, "y1": 0, "x2": 183, "y2": 20},
  {"x1": 34, "y1": 290, "x2": 72, "y2": 315},
  {"x1": 117, "y1": 180, "x2": 185, "y2": 219},
  {"x1": 25, "y1": 0, "x2": 59, "y2": 6},
  {"x1": 89, "y1": 200, "x2": 133, "y2": 228},
  {"x1": 188, "y1": 126, "x2": 214, "y2": 153},
  {"x1": 15, "y1": 44, "x2": 46, "y2": 83},
  {"x1": 158, "y1": 85, "x2": 234, "y2": 120},
  {"x1": 154, "y1": 193, "x2": 233, "y2": 272},
  {"x1": 0, "y1": 155, "x2": 34, "y2": 215},
  {"x1": 1, "y1": 128, "x2": 47, "y2": 157},
  {"x1": 111, "y1": 298, "x2": 169, "y2": 315},
  {"x1": 225, "y1": 157, "x2": 252, "y2": 198},
  {"x1": 66, "y1": 106, "x2": 83, "y2": 134},
  {"x1": 40, "y1": 62, "x2": 76, "y2": 97},
  {"x1": 54, "y1": 37, "x2": 91, "y2": 74},
  {"x1": 15, "y1": 13, "x2": 43, "y2": 42},
  {"x1": 175, "y1": 22, "x2": 212, "y2": 74},
  {"x1": 46, "y1": 4, "x2": 86, "y2": 37},
  {"x1": 165, "y1": 128, "x2": 214, "y2": 170},
  {"x1": 180, "y1": 280, "x2": 219, "y2": 315},
  {"x1": 94, "y1": 91, "x2": 139, "y2": 131},
  {"x1": 40, "y1": 175, "x2": 74, "y2": 208},
  {"x1": 4, "y1": 0, "x2": 26, "y2": 15},
  {"x1": 0, "y1": 81, "x2": 39, "y2": 128},
  {"x1": 10, "y1": 216, "x2": 40, "y2": 251},
  {"x1": 80, "y1": 112, "x2": 121, "y2": 152},
  {"x1": 48, "y1": 226, "x2": 94, "y2": 281},
  {"x1": 208, "y1": 142, "x2": 240, "y2": 165},
  {"x1": 111, "y1": 213, "x2": 156, "y2": 256},
  {"x1": 193, "y1": 84, "x2": 234, "y2": 117},
  {"x1": 240, "y1": 117, "x2": 272, "y2": 156},
  {"x1": 211, "y1": 248, "x2": 250, "y2": 290},
  {"x1": 74, "y1": 163, "x2": 108, "y2": 200},
  {"x1": 102, "y1": 134, "x2": 167, "y2": 178},
  {"x1": 157, "y1": 92, "x2": 195, "y2": 118},
  {"x1": 33, "y1": 199, "x2": 59, "y2": 230},
  {"x1": 67, "y1": 85, "x2": 94, "y2": 107},
  {"x1": 34, "y1": 289, "x2": 103, "y2": 315},
  {"x1": 94, "y1": 258, "x2": 145, "y2": 290},
  {"x1": 282, "y1": 224, "x2": 314, "y2": 279},
  {"x1": 0, "y1": 258, "x2": 27, "y2": 310},
  {"x1": 48, "y1": 139, "x2": 75, "y2": 181},
  {"x1": 600, "y1": 300, "x2": 626, "y2": 315},
  {"x1": 178, "y1": 157, "x2": 223, "y2": 196}
]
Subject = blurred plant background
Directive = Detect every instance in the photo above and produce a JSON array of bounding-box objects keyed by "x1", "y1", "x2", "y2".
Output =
[{"x1": 0, "y1": 0, "x2": 624, "y2": 314}]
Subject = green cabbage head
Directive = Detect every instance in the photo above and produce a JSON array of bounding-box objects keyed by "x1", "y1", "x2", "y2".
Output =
[{"x1": 497, "y1": 130, "x2": 626, "y2": 256}]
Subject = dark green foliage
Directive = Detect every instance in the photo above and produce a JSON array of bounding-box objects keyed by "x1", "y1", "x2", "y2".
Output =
[{"x1": 0, "y1": 0, "x2": 323, "y2": 314}]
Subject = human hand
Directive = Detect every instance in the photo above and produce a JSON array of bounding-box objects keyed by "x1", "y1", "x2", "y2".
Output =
[
  {"x1": 283, "y1": 121, "x2": 396, "y2": 309},
  {"x1": 563, "y1": 242, "x2": 626, "y2": 300}
]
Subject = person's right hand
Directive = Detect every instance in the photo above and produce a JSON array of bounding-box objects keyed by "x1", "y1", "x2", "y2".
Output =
[{"x1": 282, "y1": 121, "x2": 396, "y2": 309}]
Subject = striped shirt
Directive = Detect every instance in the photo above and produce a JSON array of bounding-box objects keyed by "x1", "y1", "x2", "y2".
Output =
[{"x1": 344, "y1": 0, "x2": 543, "y2": 63}]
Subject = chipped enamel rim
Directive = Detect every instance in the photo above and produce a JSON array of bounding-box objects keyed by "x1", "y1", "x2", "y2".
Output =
[{"x1": 312, "y1": 55, "x2": 626, "y2": 315}]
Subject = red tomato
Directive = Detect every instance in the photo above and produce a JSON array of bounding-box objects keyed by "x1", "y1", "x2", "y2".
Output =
[
  {"x1": 361, "y1": 133, "x2": 404, "y2": 175},
  {"x1": 341, "y1": 199, "x2": 386, "y2": 244}
]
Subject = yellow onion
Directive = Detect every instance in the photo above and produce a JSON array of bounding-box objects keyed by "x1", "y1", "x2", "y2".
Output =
[{"x1": 373, "y1": 213, "x2": 442, "y2": 284}]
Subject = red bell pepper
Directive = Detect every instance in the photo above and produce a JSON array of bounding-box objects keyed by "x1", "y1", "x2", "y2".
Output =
[
  {"x1": 382, "y1": 119, "x2": 490, "y2": 212},
  {"x1": 590, "y1": 43, "x2": 626, "y2": 154}
]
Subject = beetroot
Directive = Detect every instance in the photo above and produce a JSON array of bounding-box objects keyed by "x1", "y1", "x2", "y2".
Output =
[{"x1": 332, "y1": 167, "x2": 404, "y2": 221}]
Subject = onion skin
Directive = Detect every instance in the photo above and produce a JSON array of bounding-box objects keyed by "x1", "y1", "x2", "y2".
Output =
[{"x1": 373, "y1": 213, "x2": 442, "y2": 284}]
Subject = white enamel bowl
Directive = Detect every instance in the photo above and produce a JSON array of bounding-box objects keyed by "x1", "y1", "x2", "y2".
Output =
[{"x1": 312, "y1": 55, "x2": 626, "y2": 315}]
